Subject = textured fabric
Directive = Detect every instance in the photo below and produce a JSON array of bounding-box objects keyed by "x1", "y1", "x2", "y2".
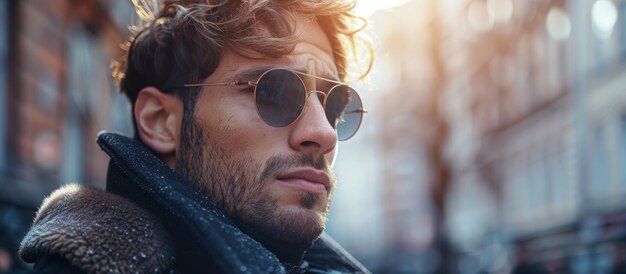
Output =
[
  {"x1": 307, "y1": 234, "x2": 371, "y2": 273},
  {"x1": 20, "y1": 184, "x2": 174, "y2": 274},
  {"x1": 33, "y1": 254, "x2": 94, "y2": 274},
  {"x1": 20, "y1": 131, "x2": 371, "y2": 273}
]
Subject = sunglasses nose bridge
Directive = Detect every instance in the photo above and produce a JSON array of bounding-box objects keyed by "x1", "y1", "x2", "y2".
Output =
[
  {"x1": 305, "y1": 90, "x2": 330, "y2": 117},
  {"x1": 306, "y1": 90, "x2": 328, "y2": 104}
]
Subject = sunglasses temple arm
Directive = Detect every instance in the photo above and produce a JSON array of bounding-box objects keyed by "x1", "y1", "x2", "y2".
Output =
[
  {"x1": 290, "y1": 70, "x2": 344, "y2": 85},
  {"x1": 346, "y1": 109, "x2": 368, "y2": 114},
  {"x1": 183, "y1": 81, "x2": 256, "y2": 88}
]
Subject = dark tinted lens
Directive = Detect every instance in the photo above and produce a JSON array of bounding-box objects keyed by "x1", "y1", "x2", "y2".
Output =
[
  {"x1": 326, "y1": 85, "x2": 363, "y2": 141},
  {"x1": 255, "y1": 70, "x2": 306, "y2": 127}
]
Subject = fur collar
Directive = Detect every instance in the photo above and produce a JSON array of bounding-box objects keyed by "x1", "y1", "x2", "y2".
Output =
[{"x1": 19, "y1": 184, "x2": 174, "y2": 274}]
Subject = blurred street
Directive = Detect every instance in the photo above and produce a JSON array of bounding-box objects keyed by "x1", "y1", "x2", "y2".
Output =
[{"x1": 1, "y1": 0, "x2": 626, "y2": 273}]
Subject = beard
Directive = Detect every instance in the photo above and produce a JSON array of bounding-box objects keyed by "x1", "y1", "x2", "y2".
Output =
[{"x1": 175, "y1": 116, "x2": 335, "y2": 244}]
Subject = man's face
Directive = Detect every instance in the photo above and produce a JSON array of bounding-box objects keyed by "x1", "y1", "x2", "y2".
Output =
[{"x1": 176, "y1": 18, "x2": 339, "y2": 243}]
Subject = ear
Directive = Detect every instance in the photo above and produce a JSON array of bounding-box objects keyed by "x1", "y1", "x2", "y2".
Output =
[{"x1": 134, "y1": 87, "x2": 182, "y2": 165}]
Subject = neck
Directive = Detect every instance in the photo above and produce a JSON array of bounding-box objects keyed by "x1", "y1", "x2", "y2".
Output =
[{"x1": 232, "y1": 218, "x2": 313, "y2": 265}]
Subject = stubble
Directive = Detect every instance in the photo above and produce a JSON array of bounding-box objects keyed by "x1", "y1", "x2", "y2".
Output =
[{"x1": 175, "y1": 116, "x2": 335, "y2": 243}]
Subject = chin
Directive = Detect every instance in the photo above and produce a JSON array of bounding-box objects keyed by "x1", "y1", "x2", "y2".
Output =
[
  {"x1": 241, "y1": 189, "x2": 330, "y2": 243},
  {"x1": 261, "y1": 200, "x2": 328, "y2": 243},
  {"x1": 274, "y1": 206, "x2": 327, "y2": 243}
]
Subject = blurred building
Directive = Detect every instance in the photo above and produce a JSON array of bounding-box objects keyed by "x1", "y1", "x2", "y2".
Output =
[
  {"x1": 0, "y1": 0, "x2": 132, "y2": 272},
  {"x1": 330, "y1": 0, "x2": 626, "y2": 273},
  {"x1": 6, "y1": 0, "x2": 626, "y2": 273},
  {"x1": 440, "y1": 0, "x2": 626, "y2": 273}
]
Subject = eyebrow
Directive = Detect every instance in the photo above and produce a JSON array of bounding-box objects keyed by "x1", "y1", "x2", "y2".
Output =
[
  {"x1": 232, "y1": 66, "x2": 276, "y2": 82},
  {"x1": 232, "y1": 66, "x2": 341, "y2": 83}
]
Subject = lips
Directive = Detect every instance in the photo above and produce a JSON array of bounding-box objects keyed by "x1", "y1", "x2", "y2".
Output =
[{"x1": 276, "y1": 168, "x2": 331, "y2": 193}]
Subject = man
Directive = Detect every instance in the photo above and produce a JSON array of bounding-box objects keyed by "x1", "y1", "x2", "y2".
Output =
[{"x1": 19, "y1": 0, "x2": 373, "y2": 273}]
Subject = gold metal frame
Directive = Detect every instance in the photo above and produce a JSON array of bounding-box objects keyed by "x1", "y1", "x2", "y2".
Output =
[{"x1": 182, "y1": 68, "x2": 367, "y2": 141}]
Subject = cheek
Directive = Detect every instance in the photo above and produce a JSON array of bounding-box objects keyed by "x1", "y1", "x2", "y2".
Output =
[
  {"x1": 194, "y1": 94, "x2": 289, "y2": 162},
  {"x1": 200, "y1": 113, "x2": 275, "y2": 157},
  {"x1": 196, "y1": 95, "x2": 261, "y2": 141}
]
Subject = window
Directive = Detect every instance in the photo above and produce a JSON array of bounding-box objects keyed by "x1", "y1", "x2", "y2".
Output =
[
  {"x1": 621, "y1": 114, "x2": 626, "y2": 187},
  {"x1": 591, "y1": 126, "x2": 609, "y2": 197},
  {"x1": 530, "y1": 153, "x2": 549, "y2": 216},
  {"x1": 0, "y1": 0, "x2": 7, "y2": 168},
  {"x1": 61, "y1": 27, "x2": 93, "y2": 183},
  {"x1": 550, "y1": 150, "x2": 565, "y2": 210}
]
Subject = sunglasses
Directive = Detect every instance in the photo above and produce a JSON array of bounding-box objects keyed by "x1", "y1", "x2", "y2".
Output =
[{"x1": 181, "y1": 69, "x2": 367, "y2": 141}]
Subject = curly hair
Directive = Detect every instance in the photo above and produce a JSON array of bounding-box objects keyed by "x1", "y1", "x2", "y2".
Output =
[{"x1": 112, "y1": 0, "x2": 373, "y2": 133}]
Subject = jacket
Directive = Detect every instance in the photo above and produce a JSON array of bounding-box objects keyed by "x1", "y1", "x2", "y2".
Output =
[{"x1": 19, "y1": 132, "x2": 370, "y2": 274}]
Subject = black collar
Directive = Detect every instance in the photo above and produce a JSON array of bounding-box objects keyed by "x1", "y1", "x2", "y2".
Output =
[{"x1": 231, "y1": 217, "x2": 313, "y2": 265}]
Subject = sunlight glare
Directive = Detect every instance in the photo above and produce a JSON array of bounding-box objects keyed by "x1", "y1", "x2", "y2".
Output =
[{"x1": 354, "y1": 0, "x2": 412, "y2": 18}]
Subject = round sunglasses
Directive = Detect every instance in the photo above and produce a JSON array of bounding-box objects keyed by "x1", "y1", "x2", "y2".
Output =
[{"x1": 181, "y1": 69, "x2": 367, "y2": 141}]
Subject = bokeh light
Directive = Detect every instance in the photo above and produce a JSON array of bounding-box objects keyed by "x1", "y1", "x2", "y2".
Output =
[
  {"x1": 546, "y1": 7, "x2": 572, "y2": 41},
  {"x1": 591, "y1": 0, "x2": 618, "y2": 39},
  {"x1": 468, "y1": 1, "x2": 494, "y2": 32}
]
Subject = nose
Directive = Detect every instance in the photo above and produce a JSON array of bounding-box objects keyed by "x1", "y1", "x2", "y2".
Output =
[{"x1": 288, "y1": 93, "x2": 337, "y2": 158}]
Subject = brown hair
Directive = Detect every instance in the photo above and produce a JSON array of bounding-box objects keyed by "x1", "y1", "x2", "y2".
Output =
[{"x1": 112, "y1": 0, "x2": 373, "y2": 132}]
